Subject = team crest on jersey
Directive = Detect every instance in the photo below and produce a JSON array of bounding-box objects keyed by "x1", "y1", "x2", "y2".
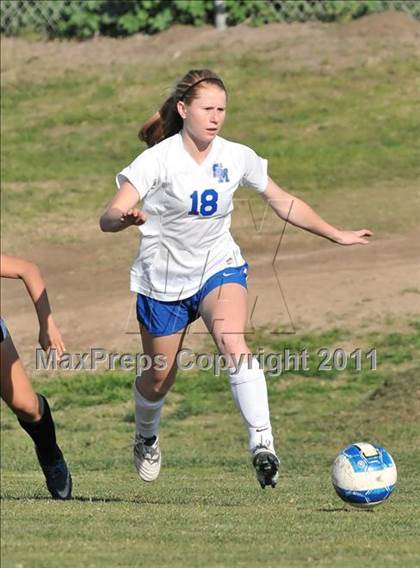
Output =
[{"x1": 212, "y1": 163, "x2": 229, "y2": 183}]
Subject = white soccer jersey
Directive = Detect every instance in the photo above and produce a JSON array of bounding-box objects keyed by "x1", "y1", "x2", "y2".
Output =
[{"x1": 116, "y1": 132, "x2": 268, "y2": 301}]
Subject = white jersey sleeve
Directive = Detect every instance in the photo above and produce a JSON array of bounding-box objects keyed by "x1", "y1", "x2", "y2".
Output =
[
  {"x1": 240, "y1": 146, "x2": 268, "y2": 193},
  {"x1": 116, "y1": 148, "x2": 159, "y2": 200}
]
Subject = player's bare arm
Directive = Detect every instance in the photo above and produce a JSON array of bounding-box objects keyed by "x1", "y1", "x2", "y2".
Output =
[
  {"x1": 262, "y1": 176, "x2": 373, "y2": 245},
  {"x1": 0, "y1": 255, "x2": 65, "y2": 356},
  {"x1": 100, "y1": 181, "x2": 146, "y2": 232}
]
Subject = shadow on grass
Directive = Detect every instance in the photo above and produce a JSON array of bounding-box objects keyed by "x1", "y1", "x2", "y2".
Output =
[
  {"x1": 315, "y1": 507, "x2": 352, "y2": 513},
  {"x1": 1, "y1": 493, "x2": 248, "y2": 507},
  {"x1": 2, "y1": 494, "x2": 378, "y2": 512},
  {"x1": 1, "y1": 494, "x2": 129, "y2": 504}
]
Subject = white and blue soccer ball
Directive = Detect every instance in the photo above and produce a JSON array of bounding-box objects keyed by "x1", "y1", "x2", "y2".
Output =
[{"x1": 331, "y1": 442, "x2": 397, "y2": 508}]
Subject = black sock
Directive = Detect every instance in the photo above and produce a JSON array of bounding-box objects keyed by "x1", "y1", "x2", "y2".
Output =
[{"x1": 18, "y1": 394, "x2": 62, "y2": 465}]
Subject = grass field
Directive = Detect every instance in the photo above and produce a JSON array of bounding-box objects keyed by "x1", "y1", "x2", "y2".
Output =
[
  {"x1": 1, "y1": 324, "x2": 419, "y2": 567},
  {"x1": 1, "y1": 14, "x2": 420, "y2": 568}
]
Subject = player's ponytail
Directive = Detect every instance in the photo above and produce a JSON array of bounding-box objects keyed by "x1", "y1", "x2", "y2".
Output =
[{"x1": 139, "y1": 69, "x2": 226, "y2": 147}]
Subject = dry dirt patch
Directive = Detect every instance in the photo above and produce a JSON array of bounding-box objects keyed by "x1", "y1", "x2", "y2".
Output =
[{"x1": 2, "y1": 226, "x2": 419, "y2": 369}]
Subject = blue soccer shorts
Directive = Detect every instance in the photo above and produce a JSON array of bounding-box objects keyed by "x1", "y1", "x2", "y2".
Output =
[
  {"x1": 136, "y1": 263, "x2": 248, "y2": 337},
  {"x1": 0, "y1": 318, "x2": 8, "y2": 343}
]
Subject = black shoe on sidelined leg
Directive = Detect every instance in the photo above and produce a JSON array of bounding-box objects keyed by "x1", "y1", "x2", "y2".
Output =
[
  {"x1": 36, "y1": 447, "x2": 72, "y2": 500},
  {"x1": 252, "y1": 447, "x2": 280, "y2": 489}
]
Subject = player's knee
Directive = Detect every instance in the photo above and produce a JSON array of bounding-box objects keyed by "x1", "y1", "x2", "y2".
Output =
[
  {"x1": 9, "y1": 394, "x2": 41, "y2": 422},
  {"x1": 218, "y1": 334, "x2": 248, "y2": 358}
]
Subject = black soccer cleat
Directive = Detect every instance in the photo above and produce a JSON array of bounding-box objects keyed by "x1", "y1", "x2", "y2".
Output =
[
  {"x1": 36, "y1": 448, "x2": 72, "y2": 500},
  {"x1": 252, "y1": 448, "x2": 280, "y2": 489}
]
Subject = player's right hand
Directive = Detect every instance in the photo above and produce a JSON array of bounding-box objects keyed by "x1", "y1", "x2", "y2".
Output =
[
  {"x1": 121, "y1": 209, "x2": 147, "y2": 226},
  {"x1": 39, "y1": 318, "x2": 66, "y2": 359}
]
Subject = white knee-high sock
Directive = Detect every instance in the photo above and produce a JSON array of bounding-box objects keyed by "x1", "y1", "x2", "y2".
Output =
[
  {"x1": 133, "y1": 378, "x2": 165, "y2": 439},
  {"x1": 228, "y1": 357, "x2": 274, "y2": 453}
]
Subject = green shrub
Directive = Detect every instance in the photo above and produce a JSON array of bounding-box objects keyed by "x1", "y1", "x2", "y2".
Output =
[{"x1": 1, "y1": 1, "x2": 419, "y2": 39}]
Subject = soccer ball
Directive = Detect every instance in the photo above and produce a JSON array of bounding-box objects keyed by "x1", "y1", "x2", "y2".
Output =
[{"x1": 331, "y1": 442, "x2": 397, "y2": 508}]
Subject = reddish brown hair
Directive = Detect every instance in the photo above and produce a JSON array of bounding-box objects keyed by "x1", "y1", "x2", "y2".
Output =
[{"x1": 139, "y1": 69, "x2": 226, "y2": 147}]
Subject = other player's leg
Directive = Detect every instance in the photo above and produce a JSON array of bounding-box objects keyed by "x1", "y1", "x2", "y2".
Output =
[{"x1": 0, "y1": 333, "x2": 72, "y2": 499}]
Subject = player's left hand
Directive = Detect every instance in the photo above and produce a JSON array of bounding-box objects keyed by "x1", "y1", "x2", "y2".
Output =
[{"x1": 334, "y1": 229, "x2": 373, "y2": 246}]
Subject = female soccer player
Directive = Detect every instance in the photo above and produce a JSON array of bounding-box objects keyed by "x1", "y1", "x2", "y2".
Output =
[
  {"x1": 1, "y1": 255, "x2": 72, "y2": 499},
  {"x1": 100, "y1": 69, "x2": 372, "y2": 489}
]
